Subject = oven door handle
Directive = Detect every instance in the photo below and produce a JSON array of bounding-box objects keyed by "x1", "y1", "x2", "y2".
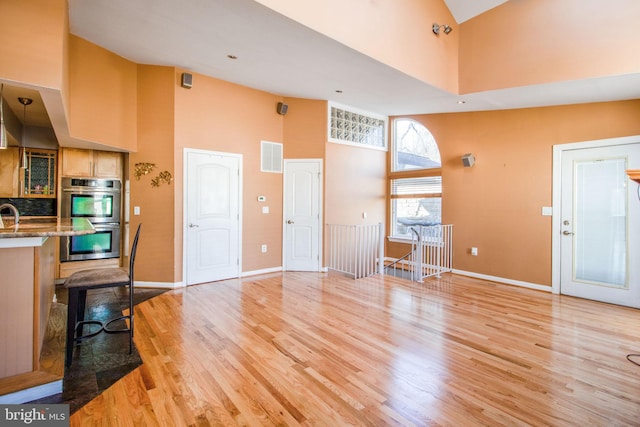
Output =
[{"x1": 62, "y1": 188, "x2": 120, "y2": 193}]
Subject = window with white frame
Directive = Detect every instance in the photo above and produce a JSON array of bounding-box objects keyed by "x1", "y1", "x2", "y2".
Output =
[
  {"x1": 390, "y1": 119, "x2": 442, "y2": 239},
  {"x1": 393, "y1": 119, "x2": 441, "y2": 171}
]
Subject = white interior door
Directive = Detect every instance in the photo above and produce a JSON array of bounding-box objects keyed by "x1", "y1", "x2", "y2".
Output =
[
  {"x1": 283, "y1": 159, "x2": 321, "y2": 271},
  {"x1": 560, "y1": 143, "x2": 640, "y2": 307},
  {"x1": 185, "y1": 150, "x2": 241, "y2": 285}
]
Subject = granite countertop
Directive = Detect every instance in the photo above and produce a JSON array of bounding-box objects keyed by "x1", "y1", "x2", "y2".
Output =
[{"x1": 0, "y1": 218, "x2": 96, "y2": 239}]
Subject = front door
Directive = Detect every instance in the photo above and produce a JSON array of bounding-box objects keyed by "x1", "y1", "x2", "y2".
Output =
[
  {"x1": 283, "y1": 159, "x2": 322, "y2": 271},
  {"x1": 559, "y1": 142, "x2": 640, "y2": 307},
  {"x1": 185, "y1": 149, "x2": 241, "y2": 285}
]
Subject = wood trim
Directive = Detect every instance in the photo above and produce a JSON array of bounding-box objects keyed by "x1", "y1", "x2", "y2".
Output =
[
  {"x1": 58, "y1": 258, "x2": 120, "y2": 279},
  {"x1": 32, "y1": 246, "x2": 40, "y2": 371},
  {"x1": 390, "y1": 193, "x2": 442, "y2": 199},
  {"x1": 388, "y1": 167, "x2": 442, "y2": 180},
  {"x1": 627, "y1": 169, "x2": 640, "y2": 183},
  {"x1": 0, "y1": 371, "x2": 60, "y2": 397}
]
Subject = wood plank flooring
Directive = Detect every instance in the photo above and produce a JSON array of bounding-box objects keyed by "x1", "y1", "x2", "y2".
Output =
[{"x1": 70, "y1": 272, "x2": 640, "y2": 426}]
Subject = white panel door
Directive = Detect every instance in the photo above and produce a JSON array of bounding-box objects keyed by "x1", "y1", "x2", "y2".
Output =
[
  {"x1": 560, "y1": 143, "x2": 640, "y2": 307},
  {"x1": 186, "y1": 150, "x2": 241, "y2": 285},
  {"x1": 283, "y1": 160, "x2": 321, "y2": 271}
]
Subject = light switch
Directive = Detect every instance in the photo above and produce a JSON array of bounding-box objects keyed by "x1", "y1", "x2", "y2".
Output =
[
  {"x1": 541, "y1": 206, "x2": 552, "y2": 216},
  {"x1": 134, "y1": 206, "x2": 141, "y2": 215},
  {"x1": 262, "y1": 206, "x2": 269, "y2": 214}
]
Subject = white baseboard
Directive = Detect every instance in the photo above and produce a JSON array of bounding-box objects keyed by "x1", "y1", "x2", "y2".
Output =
[
  {"x1": 134, "y1": 281, "x2": 185, "y2": 289},
  {"x1": 0, "y1": 380, "x2": 62, "y2": 404},
  {"x1": 241, "y1": 267, "x2": 283, "y2": 277},
  {"x1": 452, "y1": 269, "x2": 552, "y2": 292}
]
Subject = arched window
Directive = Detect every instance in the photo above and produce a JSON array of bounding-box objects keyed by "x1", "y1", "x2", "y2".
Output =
[
  {"x1": 393, "y1": 119, "x2": 441, "y2": 171},
  {"x1": 390, "y1": 119, "x2": 442, "y2": 239}
]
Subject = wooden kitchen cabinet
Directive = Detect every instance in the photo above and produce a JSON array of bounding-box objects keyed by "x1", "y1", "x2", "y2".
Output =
[
  {"x1": 94, "y1": 150, "x2": 122, "y2": 178},
  {"x1": 0, "y1": 147, "x2": 20, "y2": 197},
  {"x1": 61, "y1": 148, "x2": 122, "y2": 179},
  {"x1": 22, "y1": 148, "x2": 56, "y2": 198}
]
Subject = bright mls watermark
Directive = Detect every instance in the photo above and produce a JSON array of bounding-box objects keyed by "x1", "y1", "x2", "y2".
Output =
[{"x1": 1, "y1": 404, "x2": 69, "y2": 426}]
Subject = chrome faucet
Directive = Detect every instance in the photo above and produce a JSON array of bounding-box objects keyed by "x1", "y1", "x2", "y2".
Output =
[{"x1": 0, "y1": 203, "x2": 19, "y2": 228}]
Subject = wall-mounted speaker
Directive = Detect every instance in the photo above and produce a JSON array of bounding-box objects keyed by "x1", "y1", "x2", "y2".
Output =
[
  {"x1": 181, "y1": 73, "x2": 193, "y2": 89},
  {"x1": 277, "y1": 102, "x2": 288, "y2": 115},
  {"x1": 462, "y1": 153, "x2": 475, "y2": 167}
]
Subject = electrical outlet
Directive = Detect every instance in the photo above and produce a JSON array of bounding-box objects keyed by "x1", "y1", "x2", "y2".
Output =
[
  {"x1": 261, "y1": 244, "x2": 267, "y2": 253},
  {"x1": 471, "y1": 247, "x2": 478, "y2": 256}
]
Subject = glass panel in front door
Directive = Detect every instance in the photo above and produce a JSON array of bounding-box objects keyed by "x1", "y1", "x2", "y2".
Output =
[{"x1": 574, "y1": 157, "x2": 627, "y2": 287}]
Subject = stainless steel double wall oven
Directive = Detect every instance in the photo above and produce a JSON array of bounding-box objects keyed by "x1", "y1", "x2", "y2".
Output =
[{"x1": 60, "y1": 177, "x2": 122, "y2": 262}]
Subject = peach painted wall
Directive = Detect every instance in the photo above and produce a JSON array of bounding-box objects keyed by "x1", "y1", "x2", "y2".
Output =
[
  {"x1": 324, "y1": 141, "x2": 386, "y2": 270},
  {"x1": 281, "y1": 97, "x2": 387, "y2": 266},
  {"x1": 460, "y1": 0, "x2": 640, "y2": 93},
  {"x1": 325, "y1": 143, "x2": 387, "y2": 226},
  {"x1": 68, "y1": 36, "x2": 138, "y2": 152},
  {"x1": 255, "y1": 0, "x2": 458, "y2": 93},
  {"x1": 130, "y1": 66, "x2": 176, "y2": 283},
  {"x1": 173, "y1": 71, "x2": 285, "y2": 274},
  {"x1": 392, "y1": 100, "x2": 640, "y2": 286},
  {"x1": 282, "y1": 98, "x2": 327, "y2": 160},
  {"x1": 0, "y1": 0, "x2": 67, "y2": 90}
]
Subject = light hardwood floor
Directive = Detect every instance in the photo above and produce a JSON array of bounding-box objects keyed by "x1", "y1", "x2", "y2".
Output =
[{"x1": 70, "y1": 272, "x2": 640, "y2": 426}]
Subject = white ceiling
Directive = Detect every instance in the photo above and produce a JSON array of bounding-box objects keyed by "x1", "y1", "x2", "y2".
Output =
[
  {"x1": 444, "y1": 0, "x2": 509, "y2": 23},
  {"x1": 8, "y1": 0, "x2": 639, "y2": 129}
]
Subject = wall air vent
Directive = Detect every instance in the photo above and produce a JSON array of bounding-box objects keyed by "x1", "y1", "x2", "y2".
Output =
[{"x1": 261, "y1": 141, "x2": 283, "y2": 173}]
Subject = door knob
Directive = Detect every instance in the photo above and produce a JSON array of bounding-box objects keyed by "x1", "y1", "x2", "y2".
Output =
[
  {"x1": 562, "y1": 230, "x2": 573, "y2": 235},
  {"x1": 189, "y1": 223, "x2": 199, "y2": 228},
  {"x1": 287, "y1": 220, "x2": 294, "y2": 224}
]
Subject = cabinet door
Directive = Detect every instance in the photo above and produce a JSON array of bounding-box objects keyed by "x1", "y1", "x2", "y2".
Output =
[
  {"x1": 0, "y1": 147, "x2": 20, "y2": 197},
  {"x1": 23, "y1": 149, "x2": 56, "y2": 198},
  {"x1": 62, "y1": 148, "x2": 93, "y2": 177},
  {"x1": 94, "y1": 151, "x2": 122, "y2": 178}
]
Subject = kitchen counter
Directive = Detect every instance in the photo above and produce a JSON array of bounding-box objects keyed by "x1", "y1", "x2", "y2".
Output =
[
  {"x1": 0, "y1": 217, "x2": 95, "y2": 238},
  {"x1": 0, "y1": 218, "x2": 95, "y2": 402},
  {"x1": 0, "y1": 218, "x2": 94, "y2": 249}
]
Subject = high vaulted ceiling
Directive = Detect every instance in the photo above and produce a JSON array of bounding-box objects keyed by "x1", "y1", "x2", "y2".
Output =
[
  {"x1": 4, "y1": 0, "x2": 639, "y2": 130},
  {"x1": 444, "y1": 0, "x2": 508, "y2": 23},
  {"x1": 67, "y1": 0, "x2": 640, "y2": 117}
]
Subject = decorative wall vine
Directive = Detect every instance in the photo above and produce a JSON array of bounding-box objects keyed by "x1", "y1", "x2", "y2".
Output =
[
  {"x1": 151, "y1": 170, "x2": 173, "y2": 187},
  {"x1": 134, "y1": 162, "x2": 173, "y2": 187}
]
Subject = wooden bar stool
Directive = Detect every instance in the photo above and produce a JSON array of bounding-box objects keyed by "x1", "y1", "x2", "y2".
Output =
[{"x1": 64, "y1": 224, "x2": 141, "y2": 367}]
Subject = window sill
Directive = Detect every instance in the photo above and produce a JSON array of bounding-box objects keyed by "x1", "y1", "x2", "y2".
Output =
[{"x1": 388, "y1": 236, "x2": 412, "y2": 244}]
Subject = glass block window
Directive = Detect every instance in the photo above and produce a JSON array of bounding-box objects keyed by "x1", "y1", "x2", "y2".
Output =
[{"x1": 328, "y1": 103, "x2": 387, "y2": 150}]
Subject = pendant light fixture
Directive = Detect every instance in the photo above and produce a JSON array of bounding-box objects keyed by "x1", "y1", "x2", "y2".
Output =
[
  {"x1": 0, "y1": 84, "x2": 7, "y2": 150},
  {"x1": 18, "y1": 97, "x2": 33, "y2": 169}
]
